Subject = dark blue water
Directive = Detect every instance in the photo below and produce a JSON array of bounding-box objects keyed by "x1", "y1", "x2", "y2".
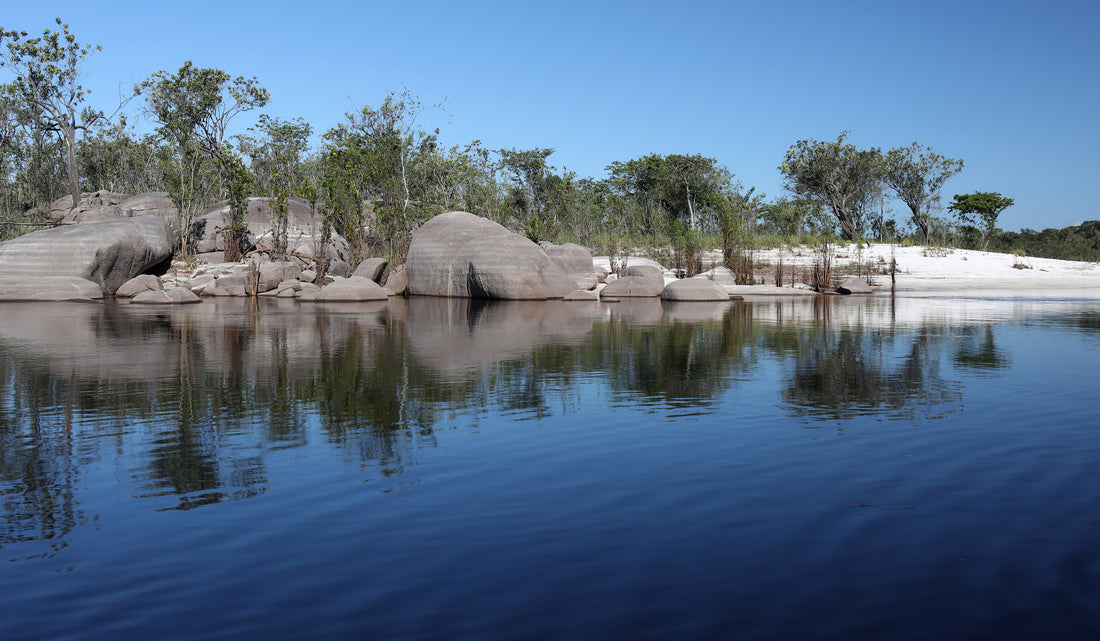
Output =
[{"x1": 2, "y1": 295, "x2": 1098, "y2": 640}]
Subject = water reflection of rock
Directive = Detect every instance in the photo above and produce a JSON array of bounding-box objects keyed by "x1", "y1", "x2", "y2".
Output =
[
  {"x1": 607, "y1": 298, "x2": 664, "y2": 325},
  {"x1": 400, "y1": 297, "x2": 598, "y2": 375},
  {"x1": 661, "y1": 301, "x2": 734, "y2": 323},
  {"x1": 0, "y1": 299, "x2": 398, "y2": 516}
]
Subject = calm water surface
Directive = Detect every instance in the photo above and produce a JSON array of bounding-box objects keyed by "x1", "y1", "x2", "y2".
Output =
[{"x1": 1, "y1": 294, "x2": 1098, "y2": 640}]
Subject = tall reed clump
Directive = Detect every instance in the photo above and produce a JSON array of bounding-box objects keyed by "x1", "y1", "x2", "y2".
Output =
[{"x1": 810, "y1": 240, "x2": 834, "y2": 292}]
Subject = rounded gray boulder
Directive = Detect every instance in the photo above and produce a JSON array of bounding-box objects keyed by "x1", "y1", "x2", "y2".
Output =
[
  {"x1": 661, "y1": 278, "x2": 731, "y2": 301},
  {"x1": 406, "y1": 212, "x2": 576, "y2": 300}
]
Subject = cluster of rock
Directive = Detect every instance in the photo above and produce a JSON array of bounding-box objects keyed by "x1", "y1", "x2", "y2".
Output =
[
  {"x1": 189, "y1": 197, "x2": 350, "y2": 265},
  {"x1": 112, "y1": 256, "x2": 406, "y2": 304},
  {"x1": 0, "y1": 195, "x2": 875, "y2": 304},
  {"x1": 50, "y1": 191, "x2": 178, "y2": 224}
]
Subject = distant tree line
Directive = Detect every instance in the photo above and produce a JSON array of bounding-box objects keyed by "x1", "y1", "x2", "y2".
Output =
[{"x1": 1, "y1": 19, "x2": 1094, "y2": 265}]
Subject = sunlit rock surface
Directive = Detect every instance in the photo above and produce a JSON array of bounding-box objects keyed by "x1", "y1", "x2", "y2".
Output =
[
  {"x1": 662, "y1": 278, "x2": 730, "y2": 301},
  {"x1": 0, "y1": 215, "x2": 173, "y2": 296},
  {"x1": 406, "y1": 211, "x2": 576, "y2": 300}
]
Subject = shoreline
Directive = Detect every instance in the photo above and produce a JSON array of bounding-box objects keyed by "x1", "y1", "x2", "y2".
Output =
[{"x1": 602, "y1": 244, "x2": 1100, "y2": 297}]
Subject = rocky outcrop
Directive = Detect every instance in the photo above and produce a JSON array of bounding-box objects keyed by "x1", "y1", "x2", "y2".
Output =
[
  {"x1": 406, "y1": 211, "x2": 576, "y2": 300},
  {"x1": 0, "y1": 215, "x2": 174, "y2": 295},
  {"x1": 383, "y1": 264, "x2": 407, "y2": 296},
  {"x1": 661, "y1": 278, "x2": 730, "y2": 301},
  {"x1": 189, "y1": 197, "x2": 350, "y2": 263},
  {"x1": 52, "y1": 191, "x2": 179, "y2": 224},
  {"x1": 563, "y1": 289, "x2": 599, "y2": 301},
  {"x1": 256, "y1": 261, "x2": 303, "y2": 292},
  {"x1": 542, "y1": 242, "x2": 603, "y2": 290},
  {"x1": 701, "y1": 266, "x2": 738, "y2": 287},
  {"x1": 541, "y1": 242, "x2": 593, "y2": 274},
  {"x1": 325, "y1": 258, "x2": 351, "y2": 278}
]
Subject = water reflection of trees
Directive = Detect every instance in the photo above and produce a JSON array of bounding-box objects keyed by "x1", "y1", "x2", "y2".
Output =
[
  {"x1": 780, "y1": 326, "x2": 963, "y2": 421},
  {"x1": 953, "y1": 324, "x2": 1011, "y2": 374},
  {"x1": 600, "y1": 302, "x2": 755, "y2": 407},
  {"x1": 0, "y1": 361, "x2": 83, "y2": 560},
  {"x1": 0, "y1": 296, "x2": 1031, "y2": 556}
]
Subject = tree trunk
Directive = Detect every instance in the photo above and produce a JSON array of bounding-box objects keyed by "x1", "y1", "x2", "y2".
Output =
[
  {"x1": 911, "y1": 206, "x2": 930, "y2": 242},
  {"x1": 64, "y1": 124, "x2": 80, "y2": 211},
  {"x1": 836, "y1": 210, "x2": 857, "y2": 240},
  {"x1": 685, "y1": 182, "x2": 695, "y2": 230}
]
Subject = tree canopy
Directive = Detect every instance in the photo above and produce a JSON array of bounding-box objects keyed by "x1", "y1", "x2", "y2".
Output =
[
  {"x1": 883, "y1": 142, "x2": 963, "y2": 242},
  {"x1": 948, "y1": 191, "x2": 1014, "y2": 251},
  {"x1": 779, "y1": 132, "x2": 881, "y2": 240},
  {"x1": 0, "y1": 18, "x2": 102, "y2": 210},
  {"x1": 10, "y1": 17, "x2": 1079, "y2": 268}
]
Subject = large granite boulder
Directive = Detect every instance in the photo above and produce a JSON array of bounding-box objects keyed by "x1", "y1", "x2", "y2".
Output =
[
  {"x1": 701, "y1": 266, "x2": 738, "y2": 287},
  {"x1": 662, "y1": 278, "x2": 730, "y2": 301},
  {"x1": 541, "y1": 241, "x2": 601, "y2": 290},
  {"x1": 0, "y1": 215, "x2": 174, "y2": 295},
  {"x1": 406, "y1": 211, "x2": 575, "y2": 300},
  {"x1": 190, "y1": 197, "x2": 350, "y2": 263},
  {"x1": 383, "y1": 264, "x2": 407, "y2": 296},
  {"x1": 257, "y1": 261, "x2": 303, "y2": 293}
]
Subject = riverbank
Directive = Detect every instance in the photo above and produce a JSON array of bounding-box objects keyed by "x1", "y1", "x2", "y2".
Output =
[{"x1": 709, "y1": 243, "x2": 1100, "y2": 295}]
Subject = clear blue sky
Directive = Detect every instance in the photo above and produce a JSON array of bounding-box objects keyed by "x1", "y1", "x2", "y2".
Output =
[{"x1": 4, "y1": 0, "x2": 1098, "y2": 232}]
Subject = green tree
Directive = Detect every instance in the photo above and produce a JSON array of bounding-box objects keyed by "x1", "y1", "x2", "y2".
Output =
[
  {"x1": 948, "y1": 191, "x2": 1013, "y2": 251},
  {"x1": 0, "y1": 18, "x2": 102, "y2": 211},
  {"x1": 883, "y1": 142, "x2": 963, "y2": 243},
  {"x1": 0, "y1": 82, "x2": 67, "y2": 219},
  {"x1": 606, "y1": 153, "x2": 733, "y2": 239},
  {"x1": 328, "y1": 89, "x2": 440, "y2": 261},
  {"x1": 220, "y1": 149, "x2": 253, "y2": 261},
  {"x1": 77, "y1": 117, "x2": 165, "y2": 195},
  {"x1": 499, "y1": 147, "x2": 556, "y2": 241},
  {"x1": 316, "y1": 140, "x2": 366, "y2": 264},
  {"x1": 780, "y1": 132, "x2": 882, "y2": 240},
  {"x1": 238, "y1": 115, "x2": 312, "y2": 258},
  {"x1": 137, "y1": 61, "x2": 269, "y2": 257},
  {"x1": 409, "y1": 139, "x2": 504, "y2": 221},
  {"x1": 757, "y1": 196, "x2": 824, "y2": 239},
  {"x1": 660, "y1": 154, "x2": 732, "y2": 232},
  {"x1": 605, "y1": 154, "x2": 666, "y2": 236}
]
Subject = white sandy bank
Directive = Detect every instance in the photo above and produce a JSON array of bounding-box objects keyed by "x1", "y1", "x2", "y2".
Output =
[{"x1": 598, "y1": 244, "x2": 1100, "y2": 297}]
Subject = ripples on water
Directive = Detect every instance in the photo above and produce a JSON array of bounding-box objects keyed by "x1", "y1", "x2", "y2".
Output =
[{"x1": 1, "y1": 296, "x2": 1099, "y2": 640}]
